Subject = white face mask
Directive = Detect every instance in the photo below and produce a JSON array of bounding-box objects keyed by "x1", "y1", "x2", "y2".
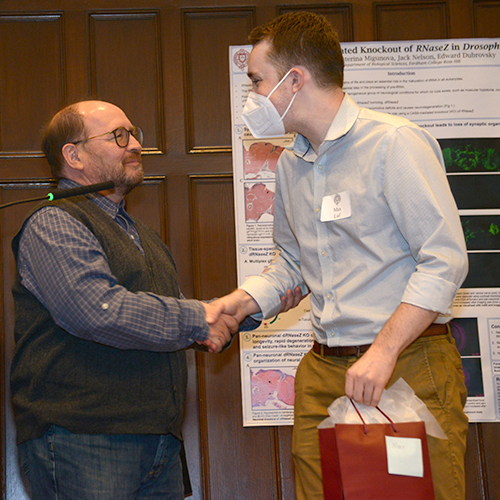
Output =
[{"x1": 241, "y1": 69, "x2": 298, "y2": 139}]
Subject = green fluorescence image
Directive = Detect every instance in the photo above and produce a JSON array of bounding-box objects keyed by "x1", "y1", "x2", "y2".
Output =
[
  {"x1": 461, "y1": 217, "x2": 500, "y2": 251},
  {"x1": 437, "y1": 138, "x2": 500, "y2": 174},
  {"x1": 442, "y1": 145, "x2": 499, "y2": 172}
]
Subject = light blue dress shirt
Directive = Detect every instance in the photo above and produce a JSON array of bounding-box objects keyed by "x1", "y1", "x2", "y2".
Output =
[{"x1": 241, "y1": 93, "x2": 468, "y2": 347}]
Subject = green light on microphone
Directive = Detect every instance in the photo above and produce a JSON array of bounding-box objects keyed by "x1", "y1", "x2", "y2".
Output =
[{"x1": 48, "y1": 193, "x2": 54, "y2": 201}]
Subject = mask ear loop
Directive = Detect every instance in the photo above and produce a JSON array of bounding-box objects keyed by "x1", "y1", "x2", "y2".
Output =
[
  {"x1": 280, "y1": 91, "x2": 298, "y2": 121},
  {"x1": 266, "y1": 68, "x2": 298, "y2": 121},
  {"x1": 267, "y1": 68, "x2": 294, "y2": 99}
]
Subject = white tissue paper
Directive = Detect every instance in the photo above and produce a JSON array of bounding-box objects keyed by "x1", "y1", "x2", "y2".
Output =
[{"x1": 317, "y1": 378, "x2": 447, "y2": 440}]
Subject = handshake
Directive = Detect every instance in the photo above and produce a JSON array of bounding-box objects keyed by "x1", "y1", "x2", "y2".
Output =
[{"x1": 199, "y1": 286, "x2": 305, "y2": 353}]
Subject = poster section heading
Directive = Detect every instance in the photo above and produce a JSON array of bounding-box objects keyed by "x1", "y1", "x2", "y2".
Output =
[{"x1": 342, "y1": 38, "x2": 500, "y2": 137}]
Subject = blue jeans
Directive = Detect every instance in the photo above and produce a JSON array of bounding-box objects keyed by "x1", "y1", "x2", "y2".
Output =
[{"x1": 18, "y1": 426, "x2": 184, "y2": 500}]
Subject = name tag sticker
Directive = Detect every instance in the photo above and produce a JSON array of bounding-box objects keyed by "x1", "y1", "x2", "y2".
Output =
[
  {"x1": 320, "y1": 191, "x2": 351, "y2": 222},
  {"x1": 385, "y1": 436, "x2": 424, "y2": 478}
]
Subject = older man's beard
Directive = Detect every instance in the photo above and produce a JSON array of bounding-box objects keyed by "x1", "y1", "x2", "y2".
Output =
[{"x1": 110, "y1": 154, "x2": 144, "y2": 196}]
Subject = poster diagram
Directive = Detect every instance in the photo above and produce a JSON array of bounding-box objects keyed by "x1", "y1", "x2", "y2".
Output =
[{"x1": 230, "y1": 38, "x2": 500, "y2": 425}]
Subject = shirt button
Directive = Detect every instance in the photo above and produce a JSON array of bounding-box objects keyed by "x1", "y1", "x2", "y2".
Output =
[
  {"x1": 326, "y1": 293, "x2": 332, "y2": 300},
  {"x1": 315, "y1": 207, "x2": 320, "y2": 213},
  {"x1": 318, "y1": 165, "x2": 323, "y2": 170},
  {"x1": 321, "y1": 250, "x2": 326, "y2": 256},
  {"x1": 101, "y1": 303, "x2": 109, "y2": 310}
]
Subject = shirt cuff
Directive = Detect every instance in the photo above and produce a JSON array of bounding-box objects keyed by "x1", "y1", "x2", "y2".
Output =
[
  {"x1": 181, "y1": 299, "x2": 210, "y2": 343},
  {"x1": 401, "y1": 272, "x2": 458, "y2": 316},
  {"x1": 240, "y1": 275, "x2": 283, "y2": 319},
  {"x1": 240, "y1": 316, "x2": 261, "y2": 331}
]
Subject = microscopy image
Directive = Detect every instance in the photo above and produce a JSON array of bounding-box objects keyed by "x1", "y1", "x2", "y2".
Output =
[
  {"x1": 250, "y1": 368, "x2": 295, "y2": 408},
  {"x1": 450, "y1": 318, "x2": 480, "y2": 356},
  {"x1": 244, "y1": 182, "x2": 275, "y2": 222},
  {"x1": 460, "y1": 358, "x2": 484, "y2": 397},
  {"x1": 438, "y1": 138, "x2": 500, "y2": 173},
  {"x1": 447, "y1": 174, "x2": 500, "y2": 210},
  {"x1": 243, "y1": 140, "x2": 284, "y2": 179},
  {"x1": 461, "y1": 215, "x2": 500, "y2": 251},
  {"x1": 463, "y1": 253, "x2": 500, "y2": 288}
]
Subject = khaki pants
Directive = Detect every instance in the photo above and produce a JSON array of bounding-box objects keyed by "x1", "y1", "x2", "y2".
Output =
[{"x1": 292, "y1": 332, "x2": 468, "y2": 500}]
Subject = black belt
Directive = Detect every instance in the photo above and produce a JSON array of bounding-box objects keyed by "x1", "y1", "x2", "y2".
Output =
[{"x1": 312, "y1": 323, "x2": 448, "y2": 357}]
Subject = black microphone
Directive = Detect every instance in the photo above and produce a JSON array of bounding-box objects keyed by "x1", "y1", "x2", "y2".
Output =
[
  {"x1": 0, "y1": 181, "x2": 115, "y2": 210},
  {"x1": 48, "y1": 181, "x2": 115, "y2": 200}
]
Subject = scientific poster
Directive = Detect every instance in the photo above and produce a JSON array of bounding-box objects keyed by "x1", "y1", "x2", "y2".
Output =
[{"x1": 229, "y1": 38, "x2": 500, "y2": 425}]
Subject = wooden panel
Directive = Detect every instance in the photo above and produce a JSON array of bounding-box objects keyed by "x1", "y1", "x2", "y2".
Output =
[
  {"x1": 276, "y1": 426, "x2": 296, "y2": 500},
  {"x1": 0, "y1": 14, "x2": 65, "y2": 156},
  {"x1": 125, "y1": 176, "x2": 168, "y2": 241},
  {"x1": 182, "y1": 8, "x2": 255, "y2": 154},
  {"x1": 88, "y1": 11, "x2": 164, "y2": 154},
  {"x1": 481, "y1": 423, "x2": 500, "y2": 498},
  {"x1": 374, "y1": 1, "x2": 450, "y2": 40},
  {"x1": 189, "y1": 175, "x2": 278, "y2": 499},
  {"x1": 165, "y1": 175, "x2": 195, "y2": 297},
  {"x1": 473, "y1": 0, "x2": 500, "y2": 37},
  {"x1": 189, "y1": 175, "x2": 237, "y2": 299},
  {"x1": 278, "y1": 3, "x2": 354, "y2": 42},
  {"x1": 465, "y1": 424, "x2": 488, "y2": 499}
]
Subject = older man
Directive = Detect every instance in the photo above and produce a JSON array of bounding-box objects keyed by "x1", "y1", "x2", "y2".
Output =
[{"x1": 10, "y1": 100, "x2": 237, "y2": 500}]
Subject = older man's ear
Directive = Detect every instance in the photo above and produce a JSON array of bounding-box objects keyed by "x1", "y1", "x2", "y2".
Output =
[{"x1": 61, "y1": 143, "x2": 84, "y2": 173}]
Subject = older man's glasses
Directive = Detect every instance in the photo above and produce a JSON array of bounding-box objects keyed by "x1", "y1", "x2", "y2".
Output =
[{"x1": 73, "y1": 126, "x2": 143, "y2": 148}]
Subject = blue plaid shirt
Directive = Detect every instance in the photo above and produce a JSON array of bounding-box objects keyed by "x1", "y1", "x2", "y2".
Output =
[{"x1": 17, "y1": 179, "x2": 209, "y2": 351}]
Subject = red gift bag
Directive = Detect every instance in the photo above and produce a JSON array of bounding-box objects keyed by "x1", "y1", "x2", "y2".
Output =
[{"x1": 318, "y1": 401, "x2": 435, "y2": 500}]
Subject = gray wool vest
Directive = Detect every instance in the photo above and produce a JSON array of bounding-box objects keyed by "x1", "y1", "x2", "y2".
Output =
[{"x1": 10, "y1": 196, "x2": 187, "y2": 444}]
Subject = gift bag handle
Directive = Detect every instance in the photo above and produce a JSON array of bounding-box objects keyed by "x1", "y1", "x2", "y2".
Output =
[{"x1": 349, "y1": 399, "x2": 397, "y2": 434}]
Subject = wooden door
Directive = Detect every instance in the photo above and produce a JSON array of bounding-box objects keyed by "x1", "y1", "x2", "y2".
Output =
[{"x1": 1, "y1": 1, "x2": 499, "y2": 499}]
